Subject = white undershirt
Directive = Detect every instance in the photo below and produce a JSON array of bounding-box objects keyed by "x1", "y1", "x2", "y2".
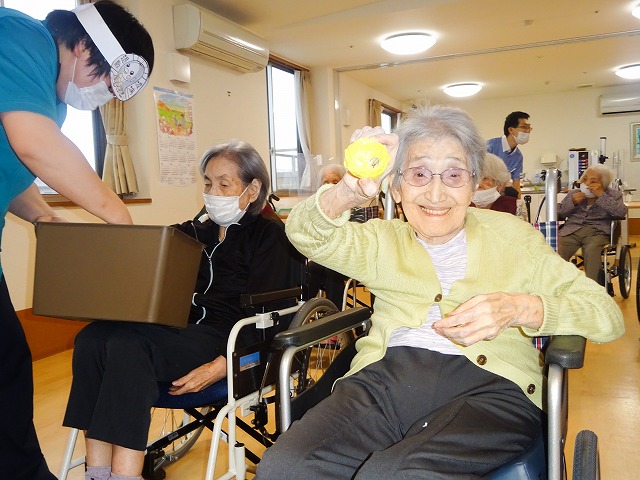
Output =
[{"x1": 387, "y1": 228, "x2": 467, "y2": 355}]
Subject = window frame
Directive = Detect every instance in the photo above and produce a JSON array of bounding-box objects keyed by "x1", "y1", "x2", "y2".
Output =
[{"x1": 266, "y1": 60, "x2": 308, "y2": 196}]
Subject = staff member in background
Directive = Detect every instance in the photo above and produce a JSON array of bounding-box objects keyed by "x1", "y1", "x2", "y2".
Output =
[
  {"x1": 486, "y1": 111, "x2": 531, "y2": 197},
  {"x1": 558, "y1": 164, "x2": 627, "y2": 282},
  {"x1": 0, "y1": 2, "x2": 153, "y2": 479}
]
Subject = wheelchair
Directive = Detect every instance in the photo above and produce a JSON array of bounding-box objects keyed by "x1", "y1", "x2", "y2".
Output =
[
  {"x1": 569, "y1": 218, "x2": 632, "y2": 298},
  {"x1": 57, "y1": 286, "x2": 365, "y2": 480},
  {"x1": 271, "y1": 308, "x2": 600, "y2": 480}
]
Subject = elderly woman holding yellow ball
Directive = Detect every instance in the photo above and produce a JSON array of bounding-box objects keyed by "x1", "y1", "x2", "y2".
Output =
[{"x1": 256, "y1": 105, "x2": 623, "y2": 480}]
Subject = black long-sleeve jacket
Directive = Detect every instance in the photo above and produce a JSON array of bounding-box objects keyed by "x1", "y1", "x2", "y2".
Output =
[{"x1": 173, "y1": 210, "x2": 293, "y2": 353}]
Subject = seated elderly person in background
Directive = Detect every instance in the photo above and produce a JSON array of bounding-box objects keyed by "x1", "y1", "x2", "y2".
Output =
[
  {"x1": 558, "y1": 164, "x2": 627, "y2": 282},
  {"x1": 63, "y1": 140, "x2": 293, "y2": 480},
  {"x1": 471, "y1": 152, "x2": 517, "y2": 214},
  {"x1": 317, "y1": 163, "x2": 347, "y2": 187},
  {"x1": 256, "y1": 105, "x2": 624, "y2": 480}
]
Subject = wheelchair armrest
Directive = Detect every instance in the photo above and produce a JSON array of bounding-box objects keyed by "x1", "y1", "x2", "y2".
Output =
[
  {"x1": 240, "y1": 287, "x2": 303, "y2": 308},
  {"x1": 272, "y1": 306, "x2": 371, "y2": 350},
  {"x1": 544, "y1": 335, "x2": 586, "y2": 369}
]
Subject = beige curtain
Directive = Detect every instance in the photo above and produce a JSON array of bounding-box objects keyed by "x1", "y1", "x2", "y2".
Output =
[
  {"x1": 368, "y1": 99, "x2": 383, "y2": 127},
  {"x1": 100, "y1": 98, "x2": 138, "y2": 195},
  {"x1": 295, "y1": 70, "x2": 315, "y2": 190}
]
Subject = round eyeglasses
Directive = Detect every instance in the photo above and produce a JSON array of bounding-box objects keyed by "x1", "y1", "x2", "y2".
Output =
[{"x1": 399, "y1": 167, "x2": 474, "y2": 188}]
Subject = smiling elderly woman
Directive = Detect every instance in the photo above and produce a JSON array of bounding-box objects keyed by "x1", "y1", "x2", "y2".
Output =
[{"x1": 256, "y1": 105, "x2": 624, "y2": 480}]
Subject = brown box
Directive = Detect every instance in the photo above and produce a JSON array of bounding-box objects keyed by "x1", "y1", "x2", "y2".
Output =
[{"x1": 33, "y1": 223, "x2": 204, "y2": 328}]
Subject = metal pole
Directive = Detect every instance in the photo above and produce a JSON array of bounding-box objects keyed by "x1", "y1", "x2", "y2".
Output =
[
  {"x1": 383, "y1": 182, "x2": 395, "y2": 220},
  {"x1": 545, "y1": 168, "x2": 558, "y2": 222}
]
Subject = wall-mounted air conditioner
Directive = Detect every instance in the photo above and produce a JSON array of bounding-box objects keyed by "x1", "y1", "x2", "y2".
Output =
[
  {"x1": 599, "y1": 93, "x2": 640, "y2": 115},
  {"x1": 173, "y1": 3, "x2": 269, "y2": 74}
]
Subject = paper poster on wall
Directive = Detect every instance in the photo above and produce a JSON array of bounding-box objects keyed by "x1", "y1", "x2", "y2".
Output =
[{"x1": 153, "y1": 86, "x2": 197, "y2": 185}]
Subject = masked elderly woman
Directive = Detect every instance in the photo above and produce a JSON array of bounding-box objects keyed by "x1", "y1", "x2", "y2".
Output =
[
  {"x1": 256, "y1": 105, "x2": 624, "y2": 480},
  {"x1": 471, "y1": 152, "x2": 515, "y2": 211},
  {"x1": 63, "y1": 140, "x2": 294, "y2": 480},
  {"x1": 558, "y1": 164, "x2": 627, "y2": 282}
]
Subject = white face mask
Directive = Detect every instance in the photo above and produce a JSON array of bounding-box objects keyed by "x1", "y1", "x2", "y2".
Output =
[
  {"x1": 514, "y1": 132, "x2": 530, "y2": 145},
  {"x1": 580, "y1": 183, "x2": 595, "y2": 198},
  {"x1": 472, "y1": 187, "x2": 501, "y2": 207},
  {"x1": 63, "y1": 57, "x2": 114, "y2": 110},
  {"x1": 203, "y1": 186, "x2": 250, "y2": 227}
]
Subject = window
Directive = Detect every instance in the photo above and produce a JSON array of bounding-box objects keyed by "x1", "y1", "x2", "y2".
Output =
[
  {"x1": 267, "y1": 63, "x2": 303, "y2": 193},
  {"x1": 381, "y1": 106, "x2": 401, "y2": 134},
  {"x1": 2, "y1": 0, "x2": 102, "y2": 194}
]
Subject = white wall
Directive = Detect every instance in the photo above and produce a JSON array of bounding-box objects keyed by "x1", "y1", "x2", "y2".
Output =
[
  {"x1": 338, "y1": 73, "x2": 403, "y2": 153},
  {"x1": 446, "y1": 85, "x2": 640, "y2": 198}
]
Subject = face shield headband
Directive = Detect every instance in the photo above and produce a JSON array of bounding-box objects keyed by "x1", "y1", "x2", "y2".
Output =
[{"x1": 72, "y1": 3, "x2": 150, "y2": 101}]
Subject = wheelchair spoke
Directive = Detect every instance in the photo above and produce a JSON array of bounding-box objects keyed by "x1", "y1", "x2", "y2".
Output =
[{"x1": 286, "y1": 298, "x2": 353, "y2": 398}]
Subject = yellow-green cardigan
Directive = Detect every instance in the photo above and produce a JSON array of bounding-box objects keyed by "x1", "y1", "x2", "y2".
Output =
[{"x1": 285, "y1": 187, "x2": 624, "y2": 410}]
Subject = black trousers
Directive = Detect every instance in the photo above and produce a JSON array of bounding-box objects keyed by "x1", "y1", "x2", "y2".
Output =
[
  {"x1": 63, "y1": 320, "x2": 224, "y2": 450},
  {"x1": 257, "y1": 347, "x2": 542, "y2": 480},
  {"x1": 0, "y1": 276, "x2": 56, "y2": 480}
]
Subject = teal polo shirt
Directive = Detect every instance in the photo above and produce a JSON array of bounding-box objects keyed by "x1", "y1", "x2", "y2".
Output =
[{"x1": 0, "y1": 7, "x2": 66, "y2": 279}]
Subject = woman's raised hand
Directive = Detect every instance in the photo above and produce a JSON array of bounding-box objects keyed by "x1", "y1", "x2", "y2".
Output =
[{"x1": 343, "y1": 126, "x2": 398, "y2": 199}]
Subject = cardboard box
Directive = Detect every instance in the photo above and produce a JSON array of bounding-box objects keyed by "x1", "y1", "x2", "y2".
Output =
[{"x1": 33, "y1": 223, "x2": 204, "y2": 328}]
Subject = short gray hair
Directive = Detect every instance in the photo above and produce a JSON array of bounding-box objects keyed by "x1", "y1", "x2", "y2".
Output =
[
  {"x1": 391, "y1": 105, "x2": 485, "y2": 191},
  {"x1": 199, "y1": 140, "x2": 270, "y2": 216},
  {"x1": 581, "y1": 164, "x2": 614, "y2": 188},
  {"x1": 481, "y1": 153, "x2": 511, "y2": 188},
  {"x1": 316, "y1": 164, "x2": 346, "y2": 189}
]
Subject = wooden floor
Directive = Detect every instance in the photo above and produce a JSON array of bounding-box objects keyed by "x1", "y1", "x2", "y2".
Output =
[{"x1": 34, "y1": 243, "x2": 640, "y2": 479}]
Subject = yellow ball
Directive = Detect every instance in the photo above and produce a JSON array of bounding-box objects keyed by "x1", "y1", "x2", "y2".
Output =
[{"x1": 344, "y1": 138, "x2": 390, "y2": 178}]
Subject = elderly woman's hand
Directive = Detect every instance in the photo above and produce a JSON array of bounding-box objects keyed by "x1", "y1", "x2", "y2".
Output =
[
  {"x1": 572, "y1": 191, "x2": 586, "y2": 205},
  {"x1": 320, "y1": 126, "x2": 399, "y2": 218},
  {"x1": 432, "y1": 293, "x2": 544, "y2": 346},
  {"x1": 344, "y1": 126, "x2": 399, "y2": 198},
  {"x1": 168, "y1": 355, "x2": 227, "y2": 395}
]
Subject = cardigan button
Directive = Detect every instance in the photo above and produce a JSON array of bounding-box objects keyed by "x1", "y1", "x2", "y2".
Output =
[
  {"x1": 527, "y1": 384, "x2": 536, "y2": 395},
  {"x1": 476, "y1": 355, "x2": 487, "y2": 365},
  {"x1": 434, "y1": 293, "x2": 442, "y2": 302}
]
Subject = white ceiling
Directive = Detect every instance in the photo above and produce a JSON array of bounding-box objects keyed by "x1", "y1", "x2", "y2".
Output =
[{"x1": 190, "y1": 0, "x2": 640, "y2": 104}]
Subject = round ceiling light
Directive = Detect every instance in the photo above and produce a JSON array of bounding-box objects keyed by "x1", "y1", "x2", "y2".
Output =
[
  {"x1": 380, "y1": 33, "x2": 436, "y2": 55},
  {"x1": 443, "y1": 83, "x2": 483, "y2": 97},
  {"x1": 615, "y1": 64, "x2": 640, "y2": 80},
  {"x1": 633, "y1": 5, "x2": 640, "y2": 19}
]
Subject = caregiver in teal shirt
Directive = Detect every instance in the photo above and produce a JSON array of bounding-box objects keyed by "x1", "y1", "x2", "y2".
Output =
[{"x1": 0, "y1": 3, "x2": 153, "y2": 478}]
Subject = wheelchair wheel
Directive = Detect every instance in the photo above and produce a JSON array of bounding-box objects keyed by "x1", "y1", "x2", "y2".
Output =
[
  {"x1": 144, "y1": 406, "x2": 212, "y2": 479},
  {"x1": 572, "y1": 430, "x2": 600, "y2": 480},
  {"x1": 288, "y1": 297, "x2": 352, "y2": 395},
  {"x1": 618, "y1": 245, "x2": 632, "y2": 299}
]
